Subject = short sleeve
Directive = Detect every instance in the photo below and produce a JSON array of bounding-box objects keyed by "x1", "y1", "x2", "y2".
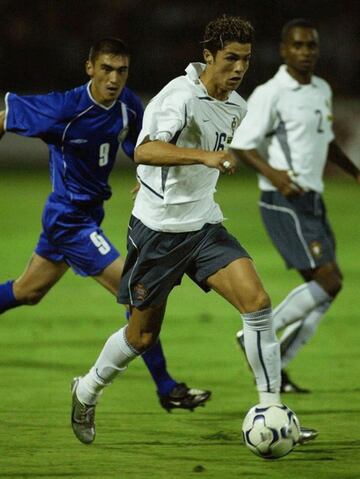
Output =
[
  {"x1": 137, "y1": 85, "x2": 188, "y2": 146},
  {"x1": 5, "y1": 91, "x2": 65, "y2": 140},
  {"x1": 324, "y1": 82, "x2": 335, "y2": 143},
  {"x1": 230, "y1": 84, "x2": 278, "y2": 150},
  {"x1": 121, "y1": 89, "x2": 144, "y2": 159}
]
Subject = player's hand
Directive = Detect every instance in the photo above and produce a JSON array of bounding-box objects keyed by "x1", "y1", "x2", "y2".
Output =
[
  {"x1": 268, "y1": 168, "x2": 304, "y2": 197},
  {"x1": 203, "y1": 151, "x2": 237, "y2": 175},
  {"x1": 130, "y1": 182, "x2": 140, "y2": 200}
]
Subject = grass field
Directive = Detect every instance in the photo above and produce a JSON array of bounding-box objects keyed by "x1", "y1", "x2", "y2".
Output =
[{"x1": 0, "y1": 168, "x2": 359, "y2": 479}]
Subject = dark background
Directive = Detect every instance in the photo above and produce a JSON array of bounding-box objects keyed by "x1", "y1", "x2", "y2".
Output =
[{"x1": 1, "y1": 0, "x2": 359, "y2": 98}]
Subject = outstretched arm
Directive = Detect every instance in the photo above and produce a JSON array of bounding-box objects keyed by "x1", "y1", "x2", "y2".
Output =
[
  {"x1": 0, "y1": 110, "x2": 5, "y2": 140},
  {"x1": 231, "y1": 147, "x2": 302, "y2": 196},
  {"x1": 327, "y1": 140, "x2": 360, "y2": 183},
  {"x1": 135, "y1": 137, "x2": 236, "y2": 174}
]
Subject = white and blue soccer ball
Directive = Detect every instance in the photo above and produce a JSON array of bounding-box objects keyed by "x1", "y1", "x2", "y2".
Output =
[{"x1": 242, "y1": 404, "x2": 300, "y2": 459}]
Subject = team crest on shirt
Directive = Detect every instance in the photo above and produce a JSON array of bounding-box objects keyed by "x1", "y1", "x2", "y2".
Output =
[
  {"x1": 226, "y1": 116, "x2": 240, "y2": 144},
  {"x1": 309, "y1": 241, "x2": 323, "y2": 259},
  {"x1": 133, "y1": 283, "x2": 148, "y2": 301},
  {"x1": 325, "y1": 99, "x2": 333, "y2": 121},
  {"x1": 118, "y1": 126, "x2": 129, "y2": 143}
]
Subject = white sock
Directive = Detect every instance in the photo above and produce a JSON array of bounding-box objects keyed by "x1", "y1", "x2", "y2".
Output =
[
  {"x1": 281, "y1": 300, "x2": 332, "y2": 368},
  {"x1": 76, "y1": 326, "x2": 140, "y2": 405},
  {"x1": 274, "y1": 281, "x2": 331, "y2": 331},
  {"x1": 241, "y1": 308, "x2": 281, "y2": 405}
]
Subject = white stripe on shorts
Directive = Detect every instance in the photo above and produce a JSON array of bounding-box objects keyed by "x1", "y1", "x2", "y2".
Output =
[
  {"x1": 259, "y1": 200, "x2": 316, "y2": 269},
  {"x1": 127, "y1": 234, "x2": 140, "y2": 306}
]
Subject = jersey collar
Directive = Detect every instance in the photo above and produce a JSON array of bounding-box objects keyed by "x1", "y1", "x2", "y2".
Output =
[
  {"x1": 86, "y1": 82, "x2": 116, "y2": 110},
  {"x1": 185, "y1": 62, "x2": 207, "y2": 89},
  {"x1": 276, "y1": 64, "x2": 318, "y2": 90},
  {"x1": 184, "y1": 62, "x2": 235, "y2": 102}
]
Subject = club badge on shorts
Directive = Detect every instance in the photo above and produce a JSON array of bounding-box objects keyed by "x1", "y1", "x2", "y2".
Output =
[
  {"x1": 309, "y1": 240, "x2": 323, "y2": 259},
  {"x1": 133, "y1": 283, "x2": 148, "y2": 301}
]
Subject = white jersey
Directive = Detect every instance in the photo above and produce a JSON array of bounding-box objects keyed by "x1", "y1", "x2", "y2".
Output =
[
  {"x1": 133, "y1": 63, "x2": 247, "y2": 232},
  {"x1": 231, "y1": 65, "x2": 334, "y2": 193}
]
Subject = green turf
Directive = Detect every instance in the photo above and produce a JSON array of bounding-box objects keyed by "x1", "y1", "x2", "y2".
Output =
[{"x1": 0, "y1": 168, "x2": 359, "y2": 478}]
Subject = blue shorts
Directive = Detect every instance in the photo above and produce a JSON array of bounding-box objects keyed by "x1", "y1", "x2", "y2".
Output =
[
  {"x1": 259, "y1": 191, "x2": 336, "y2": 270},
  {"x1": 35, "y1": 193, "x2": 120, "y2": 276}
]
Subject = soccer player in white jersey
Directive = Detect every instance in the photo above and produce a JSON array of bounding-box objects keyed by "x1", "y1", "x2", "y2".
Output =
[
  {"x1": 71, "y1": 15, "x2": 316, "y2": 446},
  {"x1": 231, "y1": 19, "x2": 360, "y2": 393}
]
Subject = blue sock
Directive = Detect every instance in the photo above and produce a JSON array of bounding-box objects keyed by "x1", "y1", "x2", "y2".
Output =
[
  {"x1": 0, "y1": 280, "x2": 20, "y2": 314},
  {"x1": 125, "y1": 310, "x2": 177, "y2": 395}
]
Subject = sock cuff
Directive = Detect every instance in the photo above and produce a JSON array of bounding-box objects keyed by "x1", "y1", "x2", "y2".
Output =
[
  {"x1": 0, "y1": 280, "x2": 19, "y2": 314},
  {"x1": 121, "y1": 326, "x2": 140, "y2": 356},
  {"x1": 308, "y1": 280, "x2": 331, "y2": 303},
  {"x1": 241, "y1": 308, "x2": 273, "y2": 331},
  {"x1": 241, "y1": 307, "x2": 272, "y2": 321},
  {"x1": 6, "y1": 280, "x2": 16, "y2": 300}
]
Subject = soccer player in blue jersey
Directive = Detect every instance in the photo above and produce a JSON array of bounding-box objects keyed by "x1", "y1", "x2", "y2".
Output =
[{"x1": 0, "y1": 38, "x2": 210, "y2": 412}]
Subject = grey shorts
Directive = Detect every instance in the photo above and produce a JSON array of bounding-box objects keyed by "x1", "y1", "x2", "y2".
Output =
[
  {"x1": 118, "y1": 216, "x2": 251, "y2": 309},
  {"x1": 259, "y1": 191, "x2": 336, "y2": 270}
]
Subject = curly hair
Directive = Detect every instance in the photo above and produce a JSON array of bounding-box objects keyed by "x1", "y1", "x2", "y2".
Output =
[{"x1": 202, "y1": 15, "x2": 254, "y2": 54}]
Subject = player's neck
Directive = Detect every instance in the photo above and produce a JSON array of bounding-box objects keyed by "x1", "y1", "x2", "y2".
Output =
[
  {"x1": 286, "y1": 65, "x2": 312, "y2": 85},
  {"x1": 199, "y1": 73, "x2": 229, "y2": 101}
]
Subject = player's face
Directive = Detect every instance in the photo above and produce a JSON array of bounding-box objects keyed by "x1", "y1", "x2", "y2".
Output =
[
  {"x1": 281, "y1": 27, "x2": 319, "y2": 79},
  {"x1": 204, "y1": 42, "x2": 251, "y2": 99},
  {"x1": 86, "y1": 53, "x2": 129, "y2": 106}
]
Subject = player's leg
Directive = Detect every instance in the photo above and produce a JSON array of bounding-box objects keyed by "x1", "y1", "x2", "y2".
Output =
[
  {"x1": 93, "y1": 257, "x2": 210, "y2": 410},
  {"x1": 206, "y1": 257, "x2": 318, "y2": 442},
  {"x1": 248, "y1": 191, "x2": 339, "y2": 392},
  {"x1": 206, "y1": 257, "x2": 281, "y2": 406},
  {"x1": 0, "y1": 253, "x2": 69, "y2": 314},
  {"x1": 93, "y1": 258, "x2": 179, "y2": 398},
  {"x1": 71, "y1": 304, "x2": 165, "y2": 444},
  {"x1": 278, "y1": 261, "x2": 342, "y2": 391}
]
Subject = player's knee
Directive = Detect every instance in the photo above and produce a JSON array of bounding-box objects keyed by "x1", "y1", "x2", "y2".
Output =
[
  {"x1": 241, "y1": 289, "x2": 271, "y2": 314},
  {"x1": 328, "y1": 277, "x2": 342, "y2": 298},
  {"x1": 314, "y1": 264, "x2": 343, "y2": 298},
  {"x1": 127, "y1": 331, "x2": 158, "y2": 353},
  {"x1": 14, "y1": 284, "x2": 47, "y2": 305},
  {"x1": 318, "y1": 275, "x2": 343, "y2": 298}
]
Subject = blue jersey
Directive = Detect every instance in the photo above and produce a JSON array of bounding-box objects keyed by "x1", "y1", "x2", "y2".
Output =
[{"x1": 4, "y1": 83, "x2": 143, "y2": 203}]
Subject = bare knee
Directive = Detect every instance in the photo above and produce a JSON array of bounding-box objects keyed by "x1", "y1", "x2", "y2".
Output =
[
  {"x1": 13, "y1": 282, "x2": 48, "y2": 305},
  {"x1": 241, "y1": 289, "x2": 271, "y2": 314},
  {"x1": 126, "y1": 330, "x2": 159, "y2": 353},
  {"x1": 125, "y1": 305, "x2": 165, "y2": 353},
  {"x1": 309, "y1": 265, "x2": 343, "y2": 298},
  {"x1": 326, "y1": 276, "x2": 342, "y2": 298}
]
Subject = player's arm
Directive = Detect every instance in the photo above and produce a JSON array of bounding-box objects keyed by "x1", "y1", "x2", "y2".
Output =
[
  {"x1": 135, "y1": 137, "x2": 235, "y2": 174},
  {"x1": 230, "y1": 84, "x2": 302, "y2": 196},
  {"x1": 231, "y1": 147, "x2": 302, "y2": 196},
  {"x1": 327, "y1": 140, "x2": 360, "y2": 183},
  {"x1": 0, "y1": 110, "x2": 5, "y2": 140}
]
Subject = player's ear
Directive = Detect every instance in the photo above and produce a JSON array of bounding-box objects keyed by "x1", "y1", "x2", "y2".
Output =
[
  {"x1": 85, "y1": 60, "x2": 94, "y2": 77},
  {"x1": 203, "y1": 49, "x2": 214, "y2": 65}
]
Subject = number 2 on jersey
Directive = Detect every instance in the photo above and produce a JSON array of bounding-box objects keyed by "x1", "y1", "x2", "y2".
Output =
[
  {"x1": 315, "y1": 110, "x2": 324, "y2": 133},
  {"x1": 99, "y1": 143, "x2": 110, "y2": 166}
]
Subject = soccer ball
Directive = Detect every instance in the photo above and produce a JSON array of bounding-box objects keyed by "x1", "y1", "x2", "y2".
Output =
[{"x1": 242, "y1": 404, "x2": 300, "y2": 459}]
